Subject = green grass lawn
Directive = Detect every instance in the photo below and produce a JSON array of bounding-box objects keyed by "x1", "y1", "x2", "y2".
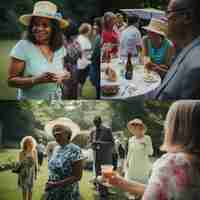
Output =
[
  {"x1": 0, "y1": 40, "x2": 17, "y2": 99},
  {"x1": 0, "y1": 40, "x2": 96, "y2": 100},
  {"x1": 0, "y1": 149, "x2": 128, "y2": 200}
]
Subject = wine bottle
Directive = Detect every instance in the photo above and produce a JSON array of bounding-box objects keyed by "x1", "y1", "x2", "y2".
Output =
[{"x1": 125, "y1": 52, "x2": 133, "y2": 80}]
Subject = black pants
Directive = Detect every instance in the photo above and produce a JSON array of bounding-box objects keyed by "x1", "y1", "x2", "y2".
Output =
[
  {"x1": 38, "y1": 152, "x2": 44, "y2": 166},
  {"x1": 77, "y1": 66, "x2": 90, "y2": 85}
]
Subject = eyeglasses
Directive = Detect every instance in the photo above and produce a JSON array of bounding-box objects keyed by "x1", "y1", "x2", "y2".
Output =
[
  {"x1": 131, "y1": 123, "x2": 143, "y2": 127},
  {"x1": 165, "y1": 7, "x2": 190, "y2": 18}
]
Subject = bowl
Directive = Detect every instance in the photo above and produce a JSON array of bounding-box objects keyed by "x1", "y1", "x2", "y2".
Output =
[{"x1": 101, "y1": 84, "x2": 119, "y2": 96}]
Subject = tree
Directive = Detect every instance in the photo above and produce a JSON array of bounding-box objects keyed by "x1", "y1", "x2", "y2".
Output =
[{"x1": 110, "y1": 99, "x2": 145, "y2": 132}]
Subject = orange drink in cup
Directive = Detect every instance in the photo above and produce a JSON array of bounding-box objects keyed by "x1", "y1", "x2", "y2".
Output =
[{"x1": 101, "y1": 165, "x2": 114, "y2": 180}]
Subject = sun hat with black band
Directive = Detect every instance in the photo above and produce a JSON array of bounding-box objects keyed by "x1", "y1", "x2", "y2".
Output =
[{"x1": 19, "y1": 1, "x2": 69, "y2": 29}]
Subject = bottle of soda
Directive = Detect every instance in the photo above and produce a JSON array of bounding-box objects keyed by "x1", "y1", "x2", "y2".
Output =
[{"x1": 125, "y1": 52, "x2": 133, "y2": 80}]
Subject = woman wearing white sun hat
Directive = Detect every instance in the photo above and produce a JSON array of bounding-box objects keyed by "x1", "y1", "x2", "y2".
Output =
[
  {"x1": 44, "y1": 118, "x2": 84, "y2": 200},
  {"x1": 8, "y1": 1, "x2": 71, "y2": 100},
  {"x1": 142, "y1": 18, "x2": 175, "y2": 79}
]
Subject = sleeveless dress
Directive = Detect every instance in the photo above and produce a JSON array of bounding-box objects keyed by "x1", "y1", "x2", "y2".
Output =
[
  {"x1": 126, "y1": 135, "x2": 153, "y2": 184},
  {"x1": 147, "y1": 37, "x2": 171, "y2": 65},
  {"x1": 18, "y1": 152, "x2": 36, "y2": 192}
]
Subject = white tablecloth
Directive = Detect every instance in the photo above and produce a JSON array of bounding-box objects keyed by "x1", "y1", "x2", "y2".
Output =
[{"x1": 100, "y1": 58, "x2": 161, "y2": 99}]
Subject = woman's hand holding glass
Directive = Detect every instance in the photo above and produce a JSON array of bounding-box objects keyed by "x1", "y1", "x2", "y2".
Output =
[
  {"x1": 107, "y1": 173, "x2": 124, "y2": 187},
  {"x1": 53, "y1": 70, "x2": 71, "y2": 84},
  {"x1": 33, "y1": 72, "x2": 58, "y2": 84}
]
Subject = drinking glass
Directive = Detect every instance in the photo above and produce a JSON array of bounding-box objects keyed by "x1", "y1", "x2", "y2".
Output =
[{"x1": 101, "y1": 165, "x2": 114, "y2": 181}]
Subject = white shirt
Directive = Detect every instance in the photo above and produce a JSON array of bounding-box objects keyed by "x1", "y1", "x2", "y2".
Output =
[
  {"x1": 76, "y1": 34, "x2": 92, "y2": 69},
  {"x1": 119, "y1": 25, "x2": 142, "y2": 58}
]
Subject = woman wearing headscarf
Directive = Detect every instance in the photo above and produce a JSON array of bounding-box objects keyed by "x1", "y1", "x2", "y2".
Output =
[{"x1": 8, "y1": 1, "x2": 71, "y2": 100}]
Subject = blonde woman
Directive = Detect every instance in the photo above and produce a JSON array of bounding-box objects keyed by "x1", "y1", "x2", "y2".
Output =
[
  {"x1": 18, "y1": 136, "x2": 38, "y2": 200},
  {"x1": 126, "y1": 119, "x2": 153, "y2": 184},
  {"x1": 108, "y1": 101, "x2": 200, "y2": 200}
]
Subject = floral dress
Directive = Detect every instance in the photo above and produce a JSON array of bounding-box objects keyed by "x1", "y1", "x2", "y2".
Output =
[
  {"x1": 18, "y1": 152, "x2": 36, "y2": 192},
  {"x1": 46, "y1": 143, "x2": 82, "y2": 200},
  {"x1": 142, "y1": 152, "x2": 200, "y2": 200}
]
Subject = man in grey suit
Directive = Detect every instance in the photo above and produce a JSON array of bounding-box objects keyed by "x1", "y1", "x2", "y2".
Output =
[
  {"x1": 153, "y1": 0, "x2": 200, "y2": 100},
  {"x1": 90, "y1": 116, "x2": 114, "y2": 200}
]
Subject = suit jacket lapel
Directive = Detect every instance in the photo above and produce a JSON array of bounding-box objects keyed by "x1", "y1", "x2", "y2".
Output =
[{"x1": 155, "y1": 36, "x2": 200, "y2": 98}]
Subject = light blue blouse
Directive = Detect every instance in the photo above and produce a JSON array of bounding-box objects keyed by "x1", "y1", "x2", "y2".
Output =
[{"x1": 10, "y1": 40, "x2": 66, "y2": 100}]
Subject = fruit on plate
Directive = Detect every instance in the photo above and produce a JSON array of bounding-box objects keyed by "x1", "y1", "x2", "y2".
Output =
[
  {"x1": 101, "y1": 85, "x2": 119, "y2": 96},
  {"x1": 105, "y1": 67, "x2": 117, "y2": 82}
]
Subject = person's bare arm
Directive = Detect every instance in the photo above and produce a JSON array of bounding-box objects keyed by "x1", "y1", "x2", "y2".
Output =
[
  {"x1": 141, "y1": 37, "x2": 148, "y2": 57},
  {"x1": 109, "y1": 175, "x2": 146, "y2": 195},
  {"x1": 19, "y1": 151, "x2": 23, "y2": 162},
  {"x1": 152, "y1": 43, "x2": 175, "y2": 76},
  {"x1": 8, "y1": 57, "x2": 57, "y2": 89},
  {"x1": 33, "y1": 149, "x2": 38, "y2": 179}
]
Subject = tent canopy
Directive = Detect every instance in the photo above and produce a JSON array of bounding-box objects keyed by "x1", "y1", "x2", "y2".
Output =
[{"x1": 120, "y1": 8, "x2": 165, "y2": 20}]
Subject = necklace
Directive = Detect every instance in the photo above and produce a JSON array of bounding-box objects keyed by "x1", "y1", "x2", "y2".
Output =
[{"x1": 37, "y1": 45, "x2": 54, "y2": 63}]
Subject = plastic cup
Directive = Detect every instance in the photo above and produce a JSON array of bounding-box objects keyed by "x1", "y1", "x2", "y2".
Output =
[{"x1": 101, "y1": 165, "x2": 114, "y2": 180}]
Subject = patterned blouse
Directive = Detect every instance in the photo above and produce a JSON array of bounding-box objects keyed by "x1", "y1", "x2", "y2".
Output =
[
  {"x1": 142, "y1": 152, "x2": 200, "y2": 200},
  {"x1": 46, "y1": 143, "x2": 82, "y2": 200}
]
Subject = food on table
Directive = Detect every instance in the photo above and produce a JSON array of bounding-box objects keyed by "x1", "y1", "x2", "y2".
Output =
[
  {"x1": 101, "y1": 84, "x2": 119, "y2": 96},
  {"x1": 105, "y1": 67, "x2": 117, "y2": 82},
  {"x1": 144, "y1": 71, "x2": 156, "y2": 82}
]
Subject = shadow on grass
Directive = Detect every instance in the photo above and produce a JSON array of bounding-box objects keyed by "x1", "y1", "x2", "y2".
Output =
[{"x1": 0, "y1": 149, "x2": 10, "y2": 153}]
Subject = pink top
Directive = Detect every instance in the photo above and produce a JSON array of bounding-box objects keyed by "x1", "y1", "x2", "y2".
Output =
[
  {"x1": 143, "y1": 152, "x2": 200, "y2": 200},
  {"x1": 101, "y1": 30, "x2": 119, "y2": 55}
]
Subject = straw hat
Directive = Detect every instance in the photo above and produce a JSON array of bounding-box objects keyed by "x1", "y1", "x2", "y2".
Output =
[
  {"x1": 44, "y1": 117, "x2": 80, "y2": 141},
  {"x1": 19, "y1": 1, "x2": 69, "y2": 29},
  {"x1": 127, "y1": 118, "x2": 146, "y2": 132},
  {"x1": 142, "y1": 18, "x2": 168, "y2": 37}
]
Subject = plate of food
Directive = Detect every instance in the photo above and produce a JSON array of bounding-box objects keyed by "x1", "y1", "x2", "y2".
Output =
[
  {"x1": 101, "y1": 84, "x2": 120, "y2": 97},
  {"x1": 143, "y1": 72, "x2": 158, "y2": 83},
  {"x1": 105, "y1": 67, "x2": 117, "y2": 82}
]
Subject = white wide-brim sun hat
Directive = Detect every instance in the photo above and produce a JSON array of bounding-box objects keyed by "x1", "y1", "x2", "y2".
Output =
[
  {"x1": 142, "y1": 18, "x2": 168, "y2": 37},
  {"x1": 127, "y1": 118, "x2": 147, "y2": 132},
  {"x1": 45, "y1": 117, "x2": 80, "y2": 141},
  {"x1": 19, "y1": 1, "x2": 69, "y2": 29}
]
